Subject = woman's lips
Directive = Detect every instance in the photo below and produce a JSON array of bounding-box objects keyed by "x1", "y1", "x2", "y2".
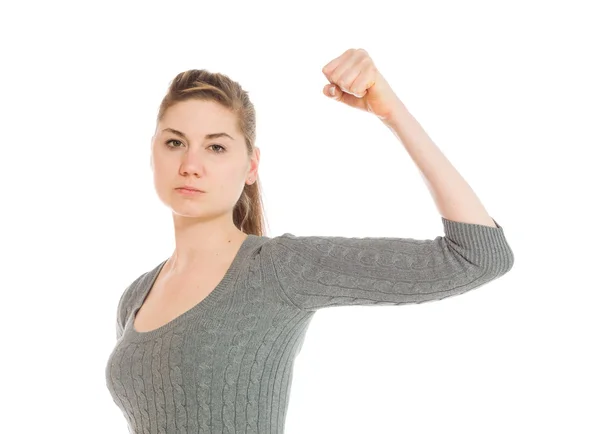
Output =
[{"x1": 176, "y1": 187, "x2": 205, "y2": 195}]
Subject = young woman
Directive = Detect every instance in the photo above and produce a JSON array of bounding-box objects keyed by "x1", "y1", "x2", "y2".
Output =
[{"x1": 105, "y1": 48, "x2": 514, "y2": 433}]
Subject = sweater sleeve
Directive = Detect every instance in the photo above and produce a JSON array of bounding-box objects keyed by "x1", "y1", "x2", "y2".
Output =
[
  {"x1": 116, "y1": 288, "x2": 128, "y2": 340},
  {"x1": 268, "y1": 216, "x2": 514, "y2": 312},
  {"x1": 116, "y1": 306, "x2": 124, "y2": 340},
  {"x1": 115, "y1": 273, "x2": 146, "y2": 340}
]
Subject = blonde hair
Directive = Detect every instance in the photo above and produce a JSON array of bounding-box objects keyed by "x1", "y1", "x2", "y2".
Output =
[{"x1": 156, "y1": 69, "x2": 268, "y2": 236}]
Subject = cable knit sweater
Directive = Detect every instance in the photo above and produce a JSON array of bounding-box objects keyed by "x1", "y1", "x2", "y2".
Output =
[{"x1": 105, "y1": 217, "x2": 514, "y2": 433}]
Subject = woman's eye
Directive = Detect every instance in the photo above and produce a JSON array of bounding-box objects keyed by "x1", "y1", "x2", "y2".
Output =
[
  {"x1": 210, "y1": 144, "x2": 226, "y2": 153},
  {"x1": 165, "y1": 139, "x2": 183, "y2": 148}
]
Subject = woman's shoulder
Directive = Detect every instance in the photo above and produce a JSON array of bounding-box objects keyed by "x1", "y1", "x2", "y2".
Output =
[{"x1": 116, "y1": 260, "x2": 166, "y2": 332}]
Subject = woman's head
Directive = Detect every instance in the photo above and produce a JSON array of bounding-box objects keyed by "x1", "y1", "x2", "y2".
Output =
[{"x1": 150, "y1": 69, "x2": 266, "y2": 236}]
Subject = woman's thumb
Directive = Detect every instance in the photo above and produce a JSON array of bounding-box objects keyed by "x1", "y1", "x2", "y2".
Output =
[{"x1": 324, "y1": 83, "x2": 340, "y2": 99}]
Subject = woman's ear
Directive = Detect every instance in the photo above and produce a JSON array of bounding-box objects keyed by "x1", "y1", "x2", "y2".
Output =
[{"x1": 249, "y1": 147, "x2": 260, "y2": 177}]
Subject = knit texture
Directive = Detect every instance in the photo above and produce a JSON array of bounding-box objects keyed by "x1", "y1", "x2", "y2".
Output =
[{"x1": 105, "y1": 216, "x2": 514, "y2": 433}]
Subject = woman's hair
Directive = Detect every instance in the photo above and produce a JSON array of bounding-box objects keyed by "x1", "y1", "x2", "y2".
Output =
[{"x1": 155, "y1": 69, "x2": 268, "y2": 237}]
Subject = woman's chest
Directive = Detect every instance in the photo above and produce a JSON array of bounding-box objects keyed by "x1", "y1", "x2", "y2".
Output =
[{"x1": 133, "y1": 268, "x2": 228, "y2": 333}]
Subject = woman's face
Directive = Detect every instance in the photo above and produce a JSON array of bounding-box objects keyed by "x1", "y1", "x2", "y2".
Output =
[{"x1": 150, "y1": 99, "x2": 258, "y2": 220}]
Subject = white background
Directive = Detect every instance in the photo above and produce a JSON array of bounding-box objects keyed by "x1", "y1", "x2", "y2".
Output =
[{"x1": 1, "y1": 0, "x2": 598, "y2": 433}]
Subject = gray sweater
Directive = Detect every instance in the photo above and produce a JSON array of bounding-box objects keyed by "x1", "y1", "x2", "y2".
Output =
[{"x1": 105, "y1": 217, "x2": 514, "y2": 433}]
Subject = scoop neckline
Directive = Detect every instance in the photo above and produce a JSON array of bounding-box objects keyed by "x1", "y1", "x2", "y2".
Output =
[{"x1": 125, "y1": 233, "x2": 259, "y2": 343}]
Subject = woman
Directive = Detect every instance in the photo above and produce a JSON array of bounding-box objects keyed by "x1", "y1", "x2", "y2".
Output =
[{"x1": 105, "y1": 48, "x2": 514, "y2": 433}]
